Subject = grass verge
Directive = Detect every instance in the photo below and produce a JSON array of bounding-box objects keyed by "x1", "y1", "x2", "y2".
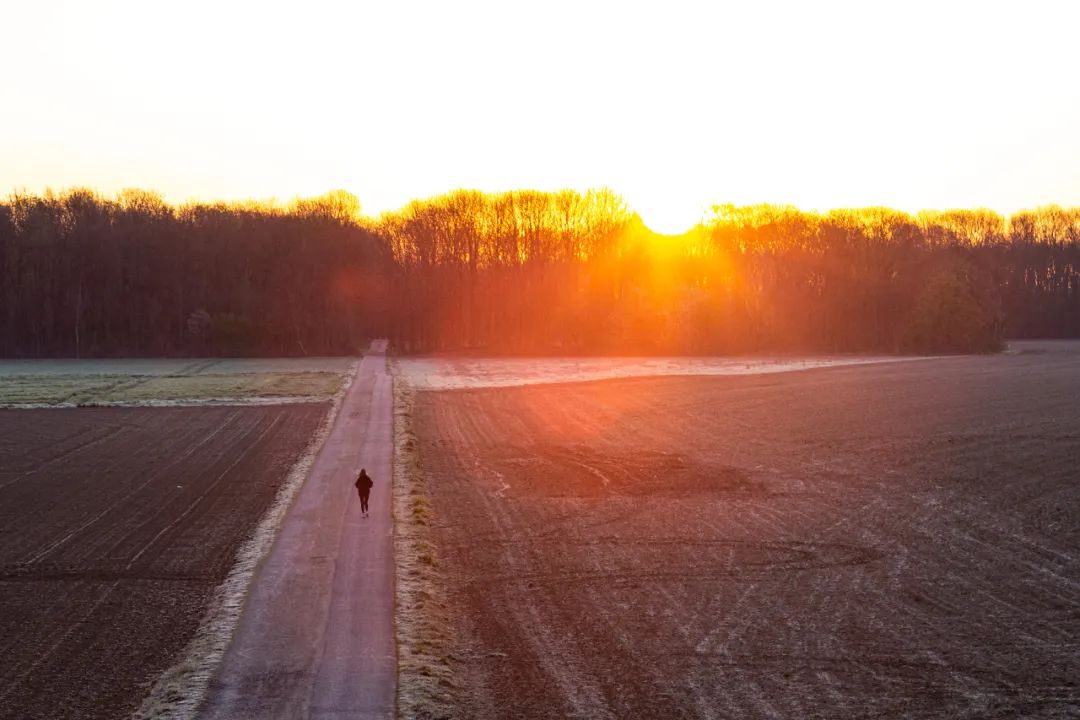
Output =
[
  {"x1": 392, "y1": 362, "x2": 458, "y2": 719},
  {"x1": 0, "y1": 367, "x2": 345, "y2": 407}
]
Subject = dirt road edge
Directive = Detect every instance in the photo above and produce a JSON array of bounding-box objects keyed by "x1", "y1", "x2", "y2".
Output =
[
  {"x1": 129, "y1": 360, "x2": 359, "y2": 720},
  {"x1": 392, "y1": 362, "x2": 457, "y2": 719}
]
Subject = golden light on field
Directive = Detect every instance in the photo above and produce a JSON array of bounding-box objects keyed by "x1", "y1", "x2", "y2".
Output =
[{"x1": 3, "y1": 1, "x2": 1080, "y2": 233}]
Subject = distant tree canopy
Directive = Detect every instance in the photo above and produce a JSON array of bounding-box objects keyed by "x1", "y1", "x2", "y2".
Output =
[
  {"x1": 2, "y1": 188, "x2": 1078, "y2": 357},
  {"x1": 0, "y1": 189, "x2": 392, "y2": 357}
]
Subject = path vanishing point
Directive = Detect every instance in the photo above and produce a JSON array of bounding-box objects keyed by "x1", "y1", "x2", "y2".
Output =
[{"x1": 201, "y1": 340, "x2": 395, "y2": 719}]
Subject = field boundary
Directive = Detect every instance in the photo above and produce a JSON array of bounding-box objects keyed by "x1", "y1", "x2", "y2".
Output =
[
  {"x1": 130, "y1": 360, "x2": 359, "y2": 720},
  {"x1": 0, "y1": 395, "x2": 333, "y2": 410},
  {"x1": 395, "y1": 354, "x2": 937, "y2": 391},
  {"x1": 391, "y1": 360, "x2": 458, "y2": 719},
  {"x1": 0, "y1": 358, "x2": 353, "y2": 408}
]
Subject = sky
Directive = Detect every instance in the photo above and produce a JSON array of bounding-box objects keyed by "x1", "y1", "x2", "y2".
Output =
[{"x1": 2, "y1": 0, "x2": 1079, "y2": 233}]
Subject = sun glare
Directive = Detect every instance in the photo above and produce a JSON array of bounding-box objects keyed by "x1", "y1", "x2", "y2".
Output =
[{"x1": 631, "y1": 194, "x2": 706, "y2": 235}]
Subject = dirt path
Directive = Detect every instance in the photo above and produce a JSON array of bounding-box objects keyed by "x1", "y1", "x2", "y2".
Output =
[{"x1": 201, "y1": 341, "x2": 395, "y2": 720}]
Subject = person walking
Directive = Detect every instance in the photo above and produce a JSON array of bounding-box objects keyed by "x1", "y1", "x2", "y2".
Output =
[{"x1": 355, "y1": 468, "x2": 373, "y2": 517}]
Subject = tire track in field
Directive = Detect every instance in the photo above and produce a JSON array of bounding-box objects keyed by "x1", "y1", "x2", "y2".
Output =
[
  {"x1": 1, "y1": 410, "x2": 220, "y2": 561},
  {"x1": 22, "y1": 411, "x2": 243, "y2": 564},
  {"x1": 125, "y1": 413, "x2": 283, "y2": 569},
  {"x1": 0, "y1": 423, "x2": 128, "y2": 492},
  {"x1": 105, "y1": 410, "x2": 261, "y2": 561},
  {"x1": 55, "y1": 359, "x2": 224, "y2": 406},
  {"x1": 60, "y1": 409, "x2": 253, "y2": 567}
]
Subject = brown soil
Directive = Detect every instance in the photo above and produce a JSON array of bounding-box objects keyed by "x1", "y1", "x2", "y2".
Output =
[
  {"x1": 0, "y1": 403, "x2": 327, "y2": 720},
  {"x1": 414, "y1": 343, "x2": 1080, "y2": 719}
]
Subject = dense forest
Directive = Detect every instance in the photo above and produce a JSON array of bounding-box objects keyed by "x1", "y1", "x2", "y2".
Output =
[{"x1": 1, "y1": 188, "x2": 1078, "y2": 357}]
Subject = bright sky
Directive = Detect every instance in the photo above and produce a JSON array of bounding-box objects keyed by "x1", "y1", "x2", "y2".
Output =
[{"x1": 3, "y1": 0, "x2": 1079, "y2": 233}]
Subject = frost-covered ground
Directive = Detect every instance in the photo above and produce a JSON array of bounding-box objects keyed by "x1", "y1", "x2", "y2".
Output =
[
  {"x1": 0, "y1": 357, "x2": 353, "y2": 376},
  {"x1": 0, "y1": 357, "x2": 355, "y2": 407},
  {"x1": 396, "y1": 354, "x2": 928, "y2": 390}
]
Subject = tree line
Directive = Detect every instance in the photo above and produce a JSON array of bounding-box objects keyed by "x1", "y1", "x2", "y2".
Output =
[
  {"x1": 0, "y1": 189, "x2": 393, "y2": 357},
  {"x1": 1, "y1": 188, "x2": 1078, "y2": 357}
]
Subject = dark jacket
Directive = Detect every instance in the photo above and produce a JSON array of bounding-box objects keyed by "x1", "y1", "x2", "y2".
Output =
[{"x1": 355, "y1": 471, "x2": 373, "y2": 493}]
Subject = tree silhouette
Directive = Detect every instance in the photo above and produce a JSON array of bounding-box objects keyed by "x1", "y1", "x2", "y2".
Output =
[{"x1": 1, "y1": 188, "x2": 1077, "y2": 357}]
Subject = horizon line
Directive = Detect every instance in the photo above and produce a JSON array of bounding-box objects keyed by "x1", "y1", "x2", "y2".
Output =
[{"x1": 5, "y1": 183, "x2": 1080, "y2": 231}]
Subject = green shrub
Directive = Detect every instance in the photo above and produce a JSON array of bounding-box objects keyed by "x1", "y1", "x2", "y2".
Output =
[{"x1": 902, "y1": 265, "x2": 1003, "y2": 353}]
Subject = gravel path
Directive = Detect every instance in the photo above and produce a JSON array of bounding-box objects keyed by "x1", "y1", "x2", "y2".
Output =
[{"x1": 200, "y1": 341, "x2": 395, "y2": 720}]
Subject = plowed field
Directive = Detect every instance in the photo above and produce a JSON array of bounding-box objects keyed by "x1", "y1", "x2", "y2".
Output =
[
  {"x1": 0, "y1": 404, "x2": 326, "y2": 720},
  {"x1": 415, "y1": 342, "x2": 1080, "y2": 718}
]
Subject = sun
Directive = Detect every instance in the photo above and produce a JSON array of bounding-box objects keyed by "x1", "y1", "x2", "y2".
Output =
[{"x1": 631, "y1": 193, "x2": 707, "y2": 235}]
